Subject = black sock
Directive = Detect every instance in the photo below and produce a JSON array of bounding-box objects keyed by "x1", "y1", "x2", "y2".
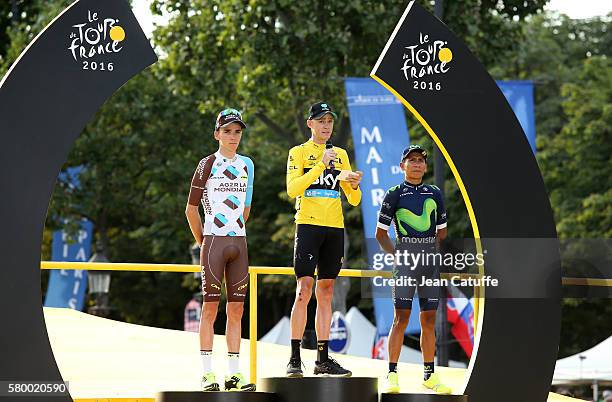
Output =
[
  {"x1": 317, "y1": 340, "x2": 329, "y2": 362},
  {"x1": 389, "y1": 362, "x2": 398, "y2": 373},
  {"x1": 291, "y1": 339, "x2": 301, "y2": 360},
  {"x1": 424, "y1": 361, "x2": 434, "y2": 380}
]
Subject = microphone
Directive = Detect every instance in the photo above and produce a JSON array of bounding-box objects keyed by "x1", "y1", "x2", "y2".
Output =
[{"x1": 325, "y1": 140, "x2": 335, "y2": 170}]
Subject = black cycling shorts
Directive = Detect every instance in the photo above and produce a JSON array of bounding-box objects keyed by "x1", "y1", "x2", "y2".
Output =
[
  {"x1": 392, "y1": 244, "x2": 441, "y2": 311},
  {"x1": 293, "y1": 224, "x2": 343, "y2": 280}
]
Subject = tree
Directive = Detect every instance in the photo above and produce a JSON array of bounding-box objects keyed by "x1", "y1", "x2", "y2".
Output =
[
  {"x1": 3, "y1": 0, "x2": 570, "y2": 334},
  {"x1": 490, "y1": 13, "x2": 611, "y2": 358}
]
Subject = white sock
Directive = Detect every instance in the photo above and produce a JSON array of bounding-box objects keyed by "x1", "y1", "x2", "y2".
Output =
[
  {"x1": 201, "y1": 350, "x2": 213, "y2": 374},
  {"x1": 227, "y1": 352, "x2": 240, "y2": 375}
]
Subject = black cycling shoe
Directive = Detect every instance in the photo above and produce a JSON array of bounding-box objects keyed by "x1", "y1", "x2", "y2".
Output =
[
  {"x1": 224, "y1": 373, "x2": 256, "y2": 391},
  {"x1": 313, "y1": 358, "x2": 352, "y2": 377},
  {"x1": 286, "y1": 357, "x2": 304, "y2": 378}
]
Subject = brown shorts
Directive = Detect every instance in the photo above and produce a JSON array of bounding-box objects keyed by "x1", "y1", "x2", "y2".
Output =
[{"x1": 200, "y1": 235, "x2": 249, "y2": 302}]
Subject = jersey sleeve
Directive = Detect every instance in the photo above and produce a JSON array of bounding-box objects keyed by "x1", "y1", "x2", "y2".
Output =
[
  {"x1": 377, "y1": 186, "x2": 400, "y2": 231},
  {"x1": 239, "y1": 155, "x2": 255, "y2": 206},
  {"x1": 338, "y1": 148, "x2": 362, "y2": 206},
  {"x1": 432, "y1": 185, "x2": 447, "y2": 230},
  {"x1": 187, "y1": 156, "x2": 213, "y2": 206},
  {"x1": 286, "y1": 145, "x2": 326, "y2": 199}
]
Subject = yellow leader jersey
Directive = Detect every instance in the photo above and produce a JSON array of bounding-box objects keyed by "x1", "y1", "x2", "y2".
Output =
[{"x1": 286, "y1": 139, "x2": 361, "y2": 228}]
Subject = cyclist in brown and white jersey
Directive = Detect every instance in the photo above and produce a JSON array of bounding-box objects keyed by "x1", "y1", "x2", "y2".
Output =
[{"x1": 186, "y1": 108, "x2": 255, "y2": 392}]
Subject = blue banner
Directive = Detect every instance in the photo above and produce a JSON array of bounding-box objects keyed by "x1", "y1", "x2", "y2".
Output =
[
  {"x1": 497, "y1": 81, "x2": 536, "y2": 154},
  {"x1": 44, "y1": 166, "x2": 92, "y2": 310},
  {"x1": 345, "y1": 79, "x2": 536, "y2": 337},
  {"x1": 345, "y1": 77, "x2": 421, "y2": 335},
  {"x1": 44, "y1": 220, "x2": 92, "y2": 310}
]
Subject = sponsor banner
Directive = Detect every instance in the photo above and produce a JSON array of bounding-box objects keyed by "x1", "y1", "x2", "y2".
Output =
[
  {"x1": 497, "y1": 81, "x2": 536, "y2": 154},
  {"x1": 44, "y1": 219, "x2": 93, "y2": 310},
  {"x1": 345, "y1": 77, "x2": 421, "y2": 335}
]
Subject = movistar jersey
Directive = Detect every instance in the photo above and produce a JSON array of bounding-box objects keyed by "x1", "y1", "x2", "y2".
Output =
[
  {"x1": 377, "y1": 181, "x2": 446, "y2": 241},
  {"x1": 188, "y1": 151, "x2": 254, "y2": 236},
  {"x1": 286, "y1": 139, "x2": 361, "y2": 228}
]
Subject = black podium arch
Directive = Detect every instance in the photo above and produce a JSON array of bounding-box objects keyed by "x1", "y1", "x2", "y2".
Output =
[
  {"x1": 371, "y1": 2, "x2": 561, "y2": 402},
  {"x1": 0, "y1": 1, "x2": 561, "y2": 401},
  {"x1": 0, "y1": 0, "x2": 156, "y2": 400}
]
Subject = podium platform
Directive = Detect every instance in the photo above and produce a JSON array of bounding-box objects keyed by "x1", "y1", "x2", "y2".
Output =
[
  {"x1": 260, "y1": 376, "x2": 378, "y2": 402},
  {"x1": 381, "y1": 393, "x2": 468, "y2": 402},
  {"x1": 156, "y1": 391, "x2": 276, "y2": 402}
]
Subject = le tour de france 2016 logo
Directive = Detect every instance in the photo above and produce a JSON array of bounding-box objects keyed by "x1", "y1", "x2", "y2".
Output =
[
  {"x1": 67, "y1": 10, "x2": 126, "y2": 72},
  {"x1": 401, "y1": 32, "x2": 453, "y2": 92}
]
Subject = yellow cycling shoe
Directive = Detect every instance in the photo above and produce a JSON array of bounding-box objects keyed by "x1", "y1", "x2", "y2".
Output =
[
  {"x1": 384, "y1": 371, "x2": 400, "y2": 393},
  {"x1": 423, "y1": 372, "x2": 452, "y2": 394}
]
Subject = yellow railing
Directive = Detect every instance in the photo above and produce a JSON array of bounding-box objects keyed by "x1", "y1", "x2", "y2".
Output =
[
  {"x1": 246, "y1": 266, "x2": 485, "y2": 384},
  {"x1": 40, "y1": 261, "x2": 611, "y2": 384},
  {"x1": 39, "y1": 261, "x2": 484, "y2": 383}
]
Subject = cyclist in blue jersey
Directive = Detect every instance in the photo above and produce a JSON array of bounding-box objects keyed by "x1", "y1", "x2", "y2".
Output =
[
  {"x1": 185, "y1": 108, "x2": 256, "y2": 392},
  {"x1": 375, "y1": 145, "x2": 451, "y2": 394}
]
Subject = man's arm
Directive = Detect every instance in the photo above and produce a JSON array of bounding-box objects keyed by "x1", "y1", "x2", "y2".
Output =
[
  {"x1": 185, "y1": 204, "x2": 203, "y2": 246},
  {"x1": 240, "y1": 155, "x2": 255, "y2": 223},
  {"x1": 338, "y1": 149, "x2": 362, "y2": 206},
  {"x1": 375, "y1": 186, "x2": 399, "y2": 254},
  {"x1": 434, "y1": 185, "x2": 448, "y2": 246},
  {"x1": 286, "y1": 146, "x2": 326, "y2": 198},
  {"x1": 376, "y1": 227, "x2": 395, "y2": 254},
  {"x1": 185, "y1": 157, "x2": 213, "y2": 246}
]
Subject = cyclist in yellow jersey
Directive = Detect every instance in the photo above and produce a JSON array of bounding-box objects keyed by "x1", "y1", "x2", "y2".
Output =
[{"x1": 285, "y1": 102, "x2": 363, "y2": 377}]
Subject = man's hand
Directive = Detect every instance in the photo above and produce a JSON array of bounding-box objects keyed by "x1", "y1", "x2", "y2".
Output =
[
  {"x1": 347, "y1": 171, "x2": 363, "y2": 189},
  {"x1": 322, "y1": 149, "x2": 338, "y2": 167}
]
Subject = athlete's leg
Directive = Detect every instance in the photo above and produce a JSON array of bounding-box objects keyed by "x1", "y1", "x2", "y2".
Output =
[
  {"x1": 200, "y1": 301, "x2": 220, "y2": 351},
  {"x1": 388, "y1": 308, "x2": 411, "y2": 363},
  {"x1": 200, "y1": 235, "x2": 224, "y2": 351},
  {"x1": 224, "y1": 237, "x2": 249, "y2": 354},
  {"x1": 419, "y1": 310, "x2": 437, "y2": 363},
  {"x1": 389, "y1": 261, "x2": 416, "y2": 365},
  {"x1": 315, "y1": 226, "x2": 343, "y2": 342},
  {"x1": 222, "y1": 237, "x2": 256, "y2": 390},
  {"x1": 225, "y1": 302, "x2": 244, "y2": 353},
  {"x1": 290, "y1": 224, "x2": 321, "y2": 342},
  {"x1": 314, "y1": 279, "x2": 334, "y2": 341},
  {"x1": 290, "y1": 276, "x2": 314, "y2": 340}
]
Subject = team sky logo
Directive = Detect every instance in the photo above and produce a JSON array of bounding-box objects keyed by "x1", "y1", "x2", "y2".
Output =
[
  {"x1": 311, "y1": 170, "x2": 340, "y2": 189},
  {"x1": 401, "y1": 32, "x2": 453, "y2": 80},
  {"x1": 68, "y1": 10, "x2": 126, "y2": 70}
]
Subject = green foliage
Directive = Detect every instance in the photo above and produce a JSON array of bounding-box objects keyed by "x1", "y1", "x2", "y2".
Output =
[
  {"x1": 2, "y1": 1, "x2": 609, "y2": 357},
  {"x1": 491, "y1": 13, "x2": 611, "y2": 358},
  {"x1": 540, "y1": 56, "x2": 611, "y2": 239}
]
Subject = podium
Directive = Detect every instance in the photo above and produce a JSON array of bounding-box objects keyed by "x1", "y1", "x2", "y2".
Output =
[
  {"x1": 381, "y1": 393, "x2": 468, "y2": 402},
  {"x1": 156, "y1": 391, "x2": 276, "y2": 402},
  {"x1": 260, "y1": 377, "x2": 378, "y2": 402},
  {"x1": 157, "y1": 378, "x2": 468, "y2": 402}
]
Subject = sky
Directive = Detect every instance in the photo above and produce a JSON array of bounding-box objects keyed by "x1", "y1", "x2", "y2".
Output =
[{"x1": 132, "y1": 0, "x2": 611, "y2": 39}]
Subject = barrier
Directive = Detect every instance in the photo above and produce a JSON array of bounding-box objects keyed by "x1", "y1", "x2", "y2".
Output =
[{"x1": 41, "y1": 260, "x2": 610, "y2": 386}]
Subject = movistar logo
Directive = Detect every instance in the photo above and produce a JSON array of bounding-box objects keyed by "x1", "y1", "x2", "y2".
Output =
[{"x1": 396, "y1": 198, "x2": 437, "y2": 234}]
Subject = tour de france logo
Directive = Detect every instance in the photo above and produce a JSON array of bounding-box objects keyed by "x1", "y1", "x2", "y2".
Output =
[
  {"x1": 67, "y1": 10, "x2": 126, "y2": 72},
  {"x1": 401, "y1": 32, "x2": 453, "y2": 91}
]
